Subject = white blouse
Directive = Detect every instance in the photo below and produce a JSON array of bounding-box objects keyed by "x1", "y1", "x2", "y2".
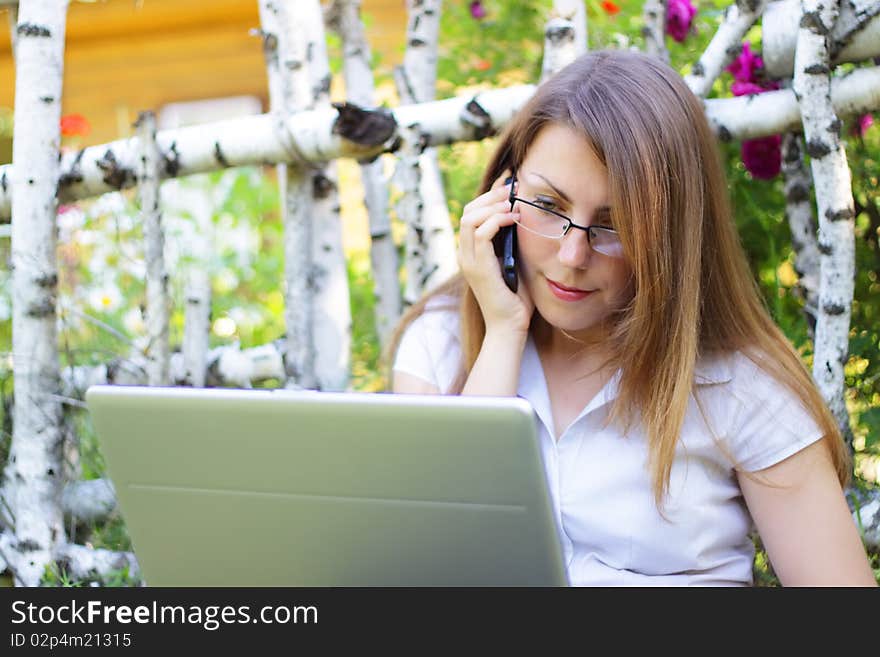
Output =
[{"x1": 392, "y1": 296, "x2": 825, "y2": 586}]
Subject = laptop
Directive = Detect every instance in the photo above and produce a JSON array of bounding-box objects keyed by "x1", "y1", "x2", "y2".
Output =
[{"x1": 84, "y1": 385, "x2": 569, "y2": 587}]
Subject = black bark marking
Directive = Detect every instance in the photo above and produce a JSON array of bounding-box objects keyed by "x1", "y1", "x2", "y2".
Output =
[
  {"x1": 691, "y1": 61, "x2": 705, "y2": 77},
  {"x1": 800, "y1": 11, "x2": 829, "y2": 35},
  {"x1": 96, "y1": 150, "x2": 136, "y2": 190},
  {"x1": 312, "y1": 172, "x2": 335, "y2": 199},
  {"x1": 717, "y1": 125, "x2": 732, "y2": 142},
  {"x1": 26, "y1": 299, "x2": 55, "y2": 318},
  {"x1": 806, "y1": 138, "x2": 831, "y2": 159},
  {"x1": 786, "y1": 183, "x2": 811, "y2": 204},
  {"x1": 546, "y1": 23, "x2": 575, "y2": 44},
  {"x1": 725, "y1": 43, "x2": 743, "y2": 58},
  {"x1": 1, "y1": 171, "x2": 7, "y2": 194},
  {"x1": 825, "y1": 207, "x2": 854, "y2": 222},
  {"x1": 27, "y1": 178, "x2": 34, "y2": 185},
  {"x1": 331, "y1": 102, "x2": 397, "y2": 146},
  {"x1": 409, "y1": 37, "x2": 427, "y2": 48},
  {"x1": 315, "y1": 73, "x2": 331, "y2": 97},
  {"x1": 827, "y1": 117, "x2": 842, "y2": 137},
  {"x1": 58, "y1": 149, "x2": 85, "y2": 188},
  {"x1": 214, "y1": 142, "x2": 230, "y2": 168},
  {"x1": 35, "y1": 273, "x2": 58, "y2": 288},
  {"x1": 805, "y1": 63, "x2": 830, "y2": 75},
  {"x1": 16, "y1": 539, "x2": 41, "y2": 552},
  {"x1": 39, "y1": 96, "x2": 54, "y2": 104},
  {"x1": 461, "y1": 98, "x2": 495, "y2": 140},
  {"x1": 818, "y1": 241, "x2": 833, "y2": 255},
  {"x1": 782, "y1": 137, "x2": 802, "y2": 163},
  {"x1": 164, "y1": 142, "x2": 181, "y2": 178},
  {"x1": 823, "y1": 302, "x2": 847, "y2": 315},
  {"x1": 743, "y1": 0, "x2": 762, "y2": 13},
  {"x1": 17, "y1": 23, "x2": 51, "y2": 38}
]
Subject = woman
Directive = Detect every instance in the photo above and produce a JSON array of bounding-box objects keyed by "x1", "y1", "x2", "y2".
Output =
[{"x1": 388, "y1": 50, "x2": 875, "y2": 586}]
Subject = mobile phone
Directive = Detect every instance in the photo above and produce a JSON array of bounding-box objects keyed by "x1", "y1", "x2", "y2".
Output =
[{"x1": 492, "y1": 175, "x2": 518, "y2": 293}]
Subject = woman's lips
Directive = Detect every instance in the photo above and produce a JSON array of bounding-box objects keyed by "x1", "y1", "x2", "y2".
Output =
[{"x1": 546, "y1": 278, "x2": 593, "y2": 302}]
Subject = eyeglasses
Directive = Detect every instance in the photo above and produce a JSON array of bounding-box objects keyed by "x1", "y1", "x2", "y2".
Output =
[{"x1": 508, "y1": 171, "x2": 624, "y2": 258}]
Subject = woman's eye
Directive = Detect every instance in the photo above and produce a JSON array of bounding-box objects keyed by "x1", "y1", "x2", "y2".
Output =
[{"x1": 533, "y1": 198, "x2": 557, "y2": 210}]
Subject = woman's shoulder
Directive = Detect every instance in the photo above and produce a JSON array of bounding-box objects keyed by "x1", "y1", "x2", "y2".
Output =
[{"x1": 407, "y1": 294, "x2": 460, "y2": 338}]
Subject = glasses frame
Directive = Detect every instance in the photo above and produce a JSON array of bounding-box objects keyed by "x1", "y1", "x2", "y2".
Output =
[{"x1": 508, "y1": 171, "x2": 622, "y2": 257}]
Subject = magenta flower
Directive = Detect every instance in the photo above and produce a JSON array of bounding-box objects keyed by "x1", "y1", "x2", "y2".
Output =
[
  {"x1": 742, "y1": 135, "x2": 782, "y2": 180},
  {"x1": 850, "y1": 113, "x2": 874, "y2": 137},
  {"x1": 666, "y1": 0, "x2": 697, "y2": 43},
  {"x1": 730, "y1": 81, "x2": 766, "y2": 97},
  {"x1": 469, "y1": 1, "x2": 486, "y2": 20},
  {"x1": 726, "y1": 43, "x2": 764, "y2": 83}
]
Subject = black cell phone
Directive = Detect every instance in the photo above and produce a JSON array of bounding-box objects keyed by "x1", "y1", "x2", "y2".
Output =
[{"x1": 498, "y1": 174, "x2": 518, "y2": 293}]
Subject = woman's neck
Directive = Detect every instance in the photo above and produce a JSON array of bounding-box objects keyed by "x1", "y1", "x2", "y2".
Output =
[{"x1": 530, "y1": 315, "x2": 613, "y2": 366}]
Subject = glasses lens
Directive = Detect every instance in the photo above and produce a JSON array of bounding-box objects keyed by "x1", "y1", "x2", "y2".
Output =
[
  {"x1": 589, "y1": 226, "x2": 623, "y2": 257},
  {"x1": 513, "y1": 202, "x2": 568, "y2": 238}
]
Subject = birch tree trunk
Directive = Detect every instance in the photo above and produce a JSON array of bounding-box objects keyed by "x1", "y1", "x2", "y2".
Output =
[
  {"x1": 542, "y1": 0, "x2": 588, "y2": 81},
  {"x1": 684, "y1": 0, "x2": 767, "y2": 98},
  {"x1": 764, "y1": 0, "x2": 880, "y2": 78},
  {"x1": 161, "y1": 176, "x2": 215, "y2": 388},
  {"x1": 394, "y1": 0, "x2": 457, "y2": 306},
  {"x1": 641, "y1": 0, "x2": 668, "y2": 63},
  {"x1": 327, "y1": 0, "x2": 401, "y2": 346},
  {"x1": 781, "y1": 130, "x2": 820, "y2": 336},
  {"x1": 0, "y1": 0, "x2": 69, "y2": 587},
  {"x1": 258, "y1": 0, "x2": 317, "y2": 389},
  {"x1": 793, "y1": 0, "x2": 856, "y2": 448},
  {"x1": 136, "y1": 111, "x2": 170, "y2": 387},
  {"x1": 298, "y1": 0, "x2": 351, "y2": 392}
]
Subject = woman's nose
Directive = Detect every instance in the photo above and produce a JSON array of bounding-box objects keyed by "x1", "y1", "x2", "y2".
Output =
[{"x1": 557, "y1": 228, "x2": 592, "y2": 267}]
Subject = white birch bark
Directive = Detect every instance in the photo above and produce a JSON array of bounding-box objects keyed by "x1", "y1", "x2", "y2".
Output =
[
  {"x1": 0, "y1": 0, "x2": 69, "y2": 587},
  {"x1": 793, "y1": 0, "x2": 856, "y2": 444},
  {"x1": 704, "y1": 65, "x2": 880, "y2": 141},
  {"x1": 298, "y1": 0, "x2": 351, "y2": 392},
  {"x1": 61, "y1": 478, "x2": 116, "y2": 523},
  {"x1": 541, "y1": 17, "x2": 579, "y2": 82},
  {"x1": 327, "y1": 0, "x2": 401, "y2": 346},
  {"x1": 683, "y1": 0, "x2": 768, "y2": 98},
  {"x1": 781, "y1": 130, "x2": 820, "y2": 334},
  {"x1": 54, "y1": 542, "x2": 139, "y2": 583},
  {"x1": 542, "y1": 0, "x2": 588, "y2": 81},
  {"x1": 163, "y1": 177, "x2": 215, "y2": 388},
  {"x1": 60, "y1": 340, "x2": 287, "y2": 394},
  {"x1": 764, "y1": 0, "x2": 880, "y2": 78},
  {"x1": 554, "y1": 0, "x2": 587, "y2": 55},
  {"x1": 394, "y1": 0, "x2": 458, "y2": 305},
  {"x1": 641, "y1": 0, "x2": 668, "y2": 63},
  {"x1": 136, "y1": 111, "x2": 170, "y2": 387},
  {"x1": 0, "y1": 73, "x2": 875, "y2": 221},
  {"x1": 258, "y1": 0, "x2": 317, "y2": 389}
]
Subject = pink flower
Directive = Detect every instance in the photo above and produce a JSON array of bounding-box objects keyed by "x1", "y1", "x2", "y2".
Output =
[
  {"x1": 850, "y1": 113, "x2": 874, "y2": 137},
  {"x1": 726, "y1": 43, "x2": 764, "y2": 83},
  {"x1": 730, "y1": 81, "x2": 767, "y2": 97},
  {"x1": 665, "y1": 0, "x2": 697, "y2": 43},
  {"x1": 742, "y1": 135, "x2": 782, "y2": 180},
  {"x1": 469, "y1": 1, "x2": 486, "y2": 20}
]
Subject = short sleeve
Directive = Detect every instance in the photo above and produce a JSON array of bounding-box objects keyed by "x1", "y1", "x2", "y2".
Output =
[
  {"x1": 723, "y1": 354, "x2": 826, "y2": 472},
  {"x1": 392, "y1": 297, "x2": 461, "y2": 394}
]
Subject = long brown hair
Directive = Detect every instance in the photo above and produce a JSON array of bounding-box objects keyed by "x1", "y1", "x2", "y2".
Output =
[{"x1": 385, "y1": 49, "x2": 850, "y2": 506}]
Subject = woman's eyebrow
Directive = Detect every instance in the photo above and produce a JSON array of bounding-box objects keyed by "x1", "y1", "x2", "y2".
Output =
[{"x1": 526, "y1": 172, "x2": 572, "y2": 204}]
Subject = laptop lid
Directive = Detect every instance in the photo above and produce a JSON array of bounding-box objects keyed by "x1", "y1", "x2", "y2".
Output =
[{"x1": 84, "y1": 385, "x2": 569, "y2": 587}]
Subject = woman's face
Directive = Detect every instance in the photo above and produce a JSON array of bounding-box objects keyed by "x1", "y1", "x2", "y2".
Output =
[{"x1": 514, "y1": 123, "x2": 633, "y2": 343}]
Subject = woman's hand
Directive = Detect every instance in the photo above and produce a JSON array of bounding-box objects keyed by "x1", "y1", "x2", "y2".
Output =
[{"x1": 457, "y1": 171, "x2": 535, "y2": 337}]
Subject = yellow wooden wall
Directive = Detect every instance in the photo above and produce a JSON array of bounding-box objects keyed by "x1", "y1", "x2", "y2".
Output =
[{"x1": 0, "y1": 0, "x2": 407, "y2": 147}]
